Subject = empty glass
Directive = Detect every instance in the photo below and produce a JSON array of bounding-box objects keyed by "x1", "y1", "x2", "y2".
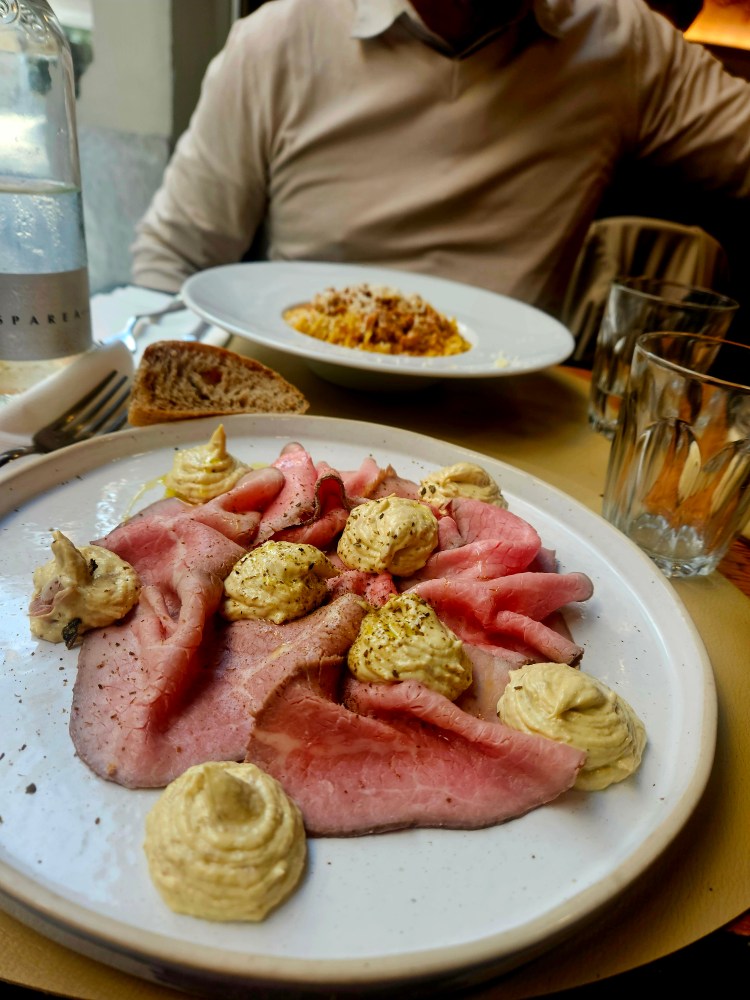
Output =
[
  {"x1": 588, "y1": 278, "x2": 738, "y2": 439},
  {"x1": 602, "y1": 333, "x2": 750, "y2": 578}
]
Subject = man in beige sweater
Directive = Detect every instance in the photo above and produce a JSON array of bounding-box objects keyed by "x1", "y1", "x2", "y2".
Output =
[{"x1": 131, "y1": 0, "x2": 750, "y2": 322}]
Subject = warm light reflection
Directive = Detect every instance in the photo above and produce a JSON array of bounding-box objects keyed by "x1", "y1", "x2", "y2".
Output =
[{"x1": 685, "y1": 0, "x2": 750, "y2": 50}]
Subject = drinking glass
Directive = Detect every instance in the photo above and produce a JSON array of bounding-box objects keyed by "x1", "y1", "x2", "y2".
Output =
[
  {"x1": 602, "y1": 332, "x2": 750, "y2": 578},
  {"x1": 588, "y1": 277, "x2": 738, "y2": 439}
]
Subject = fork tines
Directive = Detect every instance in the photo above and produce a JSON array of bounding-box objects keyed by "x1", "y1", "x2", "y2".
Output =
[{"x1": 56, "y1": 370, "x2": 131, "y2": 438}]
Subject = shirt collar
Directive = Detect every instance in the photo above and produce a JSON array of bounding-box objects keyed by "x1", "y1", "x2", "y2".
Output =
[{"x1": 350, "y1": 0, "x2": 572, "y2": 46}]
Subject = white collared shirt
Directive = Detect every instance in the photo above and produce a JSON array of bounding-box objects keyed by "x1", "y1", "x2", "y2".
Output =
[{"x1": 350, "y1": 0, "x2": 573, "y2": 51}]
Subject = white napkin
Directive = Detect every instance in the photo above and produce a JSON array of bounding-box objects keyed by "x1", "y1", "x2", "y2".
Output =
[{"x1": 0, "y1": 339, "x2": 134, "y2": 448}]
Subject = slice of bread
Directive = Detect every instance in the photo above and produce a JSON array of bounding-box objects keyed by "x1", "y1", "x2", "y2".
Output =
[{"x1": 128, "y1": 341, "x2": 309, "y2": 426}]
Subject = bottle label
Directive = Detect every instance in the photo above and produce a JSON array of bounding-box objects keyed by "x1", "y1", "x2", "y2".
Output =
[{"x1": 0, "y1": 269, "x2": 93, "y2": 360}]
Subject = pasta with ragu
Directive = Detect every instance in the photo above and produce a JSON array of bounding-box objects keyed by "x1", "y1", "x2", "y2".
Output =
[{"x1": 283, "y1": 283, "x2": 471, "y2": 357}]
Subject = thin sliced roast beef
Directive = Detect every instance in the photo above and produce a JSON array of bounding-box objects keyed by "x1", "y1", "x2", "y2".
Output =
[
  {"x1": 370, "y1": 466, "x2": 421, "y2": 500},
  {"x1": 71, "y1": 463, "x2": 292, "y2": 787},
  {"x1": 337, "y1": 456, "x2": 420, "y2": 501},
  {"x1": 256, "y1": 442, "x2": 320, "y2": 540},
  {"x1": 408, "y1": 572, "x2": 593, "y2": 663},
  {"x1": 245, "y1": 667, "x2": 584, "y2": 835},
  {"x1": 327, "y1": 565, "x2": 398, "y2": 607},
  {"x1": 274, "y1": 506, "x2": 350, "y2": 548},
  {"x1": 456, "y1": 644, "x2": 523, "y2": 722},
  {"x1": 402, "y1": 538, "x2": 536, "y2": 585},
  {"x1": 98, "y1": 466, "x2": 285, "y2": 581},
  {"x1": 336, "y1": 455, "x2": 383, "y2": 498},
  {"x1": 439, "y1": 497, "x2": 541, "y2": 561},
  {"x1": 68, "y1": 440, "x2": 596, "y2": 836},
  {"x1": 260, "y1": 445, "x2": 355, "y2": 548},
  {"x1": 71, "y1": 594, "x2": 368, "y2": 788},
  {"x1": 70, "y1": 572, "x2": 224, "y2": 787},
  {"x1": 403, "y1": 500, "x2": 544, "y2": 585}
]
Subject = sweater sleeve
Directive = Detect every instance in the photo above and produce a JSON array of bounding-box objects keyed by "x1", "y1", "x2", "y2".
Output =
[
  {"x1": 626, "y1": 0, "x2": 750, "y2": 198},
  {"x1": 130, "y1": 17, "x2": 272, "y2": 292}
]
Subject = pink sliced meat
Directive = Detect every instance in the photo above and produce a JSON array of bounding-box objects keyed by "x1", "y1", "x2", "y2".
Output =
[
  {"x1": 327, "y1": 567, "x2": 398, "y2": 607},
  {"x1": 274, "y1": 507, "x2": 350, "y2": 547},
  {"x1": 466, "y1": 614, "x2": 585, "y2": 664},
  {"x1": 436, "y1": 512, "x2": 464, "y2": 550},
  {"x1": 370, "y1": 466, "x2": 420, "y2": 500},
  {"x1": 99, "y1": 466, "x2": 285, "y2": 581},
  {"x1": 69, "y1": 439, "x2": 597, "y2": 837},
  {"x1": 246, "y1": 670, "x2": 584, "y2": 836},
  {"x1": 401, "y1": 537, "x2": 536, "y2": 585},
  {"x1": 410, "y1": 571, "x2": 593, "y2": 622},
  {"x1": 257, "y1": 442, "x2": 320, "y2": 539},
  {"x1": 273, "y1": 467, "x2": 353, "y2": 546},
  {"x1": 188, "y1": 467, "x2": 286, "y2": 544},
  {"x1": 70, "y1": 462, "x2": 295, "y2": 788},
  {"x1": 70, "y1": 570, "x2": 224, "y2": 787},
  {"x1": 162, "y1": 595, "x2": 367, "y2": 781},
  {"x1": 71, "y1": 593, "x2": 368, "y2": 788},
  {"x1": 456, "y1": 644, "x2": 524, "y2": 722},
  {"x1": 443, "y1": 498, "x2": 542, "y2": 570},
  {"x1": 71, "y1": 479, "x2": 258, "y2": 785},
  {"x1": 95, "y1": 498, "x2": 189, "y2": 583},
  {"x1": 238, "y1": 593, "x2": 367, "y2": 711},
  {"x1": 296, "y1": 463, "x2": 354, "y2": 522},
  {"x1": 338, "y1": 458, "x2": 420, "y2": 501},
  {"x1": 98, "y1": 512, "x2": 247, "y2": 632},
  {"x1": 337, "y1": 456, "x2": 384, "y2": 498},
  {"x1": 409, "y1": 573, "x2": 593, "y2": 664},
  {"x1": 264, "y1": 448, "x2": 355, "y2": 546}
]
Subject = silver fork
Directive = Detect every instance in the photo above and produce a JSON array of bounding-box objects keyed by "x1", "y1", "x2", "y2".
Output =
[
  {"x1": 0, "y1": 370, "x2": 131, "y2": 467},
  {"x1": 108, "y1": 297, "x2": 217, "y2": 351},
  {"x1": 110, "y1": 297, "x2": 189, "y2": 351}
]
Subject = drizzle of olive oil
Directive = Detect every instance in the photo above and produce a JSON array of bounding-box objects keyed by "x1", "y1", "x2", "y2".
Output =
[
  {"x1": 122, "y1": 475, "x2": 168, "y2": 521},
  {"x1": 122, "y1": 459, "x2": 267, "y2": 522}
]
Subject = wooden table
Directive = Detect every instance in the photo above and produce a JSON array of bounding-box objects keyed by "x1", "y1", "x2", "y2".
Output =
[{"x1": 1, "y1": 355, "x2": 749, "y2": 999}]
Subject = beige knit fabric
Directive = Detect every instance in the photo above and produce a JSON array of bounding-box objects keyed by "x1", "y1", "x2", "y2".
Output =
[{"x1": 131, "y1": 0, "x2": 750, "y2": 321}]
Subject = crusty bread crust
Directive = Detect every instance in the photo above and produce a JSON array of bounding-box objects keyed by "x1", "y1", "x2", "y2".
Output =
[{"x1": 128, "y1": 341, "x2": 309, "y2": 426}]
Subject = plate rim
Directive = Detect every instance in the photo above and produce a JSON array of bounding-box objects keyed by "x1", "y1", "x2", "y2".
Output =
[
  {"x1": 180, "y1": 260, "x2": 575, "y2": 379},
  {"x1": 0, "y1": 414, "x2": 717, "y2": 991}
]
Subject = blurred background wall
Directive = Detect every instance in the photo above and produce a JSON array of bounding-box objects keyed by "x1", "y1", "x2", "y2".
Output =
[{"x1": 56, "y1": 0, "x2": 239, "y2": 293}]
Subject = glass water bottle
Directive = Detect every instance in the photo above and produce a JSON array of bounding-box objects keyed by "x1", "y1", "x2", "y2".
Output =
[{"x1": 0, "y1": 0, "x2": 92, "y2": 402}]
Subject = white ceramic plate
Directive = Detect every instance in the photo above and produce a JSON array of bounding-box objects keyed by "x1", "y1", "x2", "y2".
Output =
[
  {"x1": 0, "y1": 415, "x2": 715, "y2": 995},
  {"x1": 181, "y1": 261, "x2": 575, "y2": 388}
]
